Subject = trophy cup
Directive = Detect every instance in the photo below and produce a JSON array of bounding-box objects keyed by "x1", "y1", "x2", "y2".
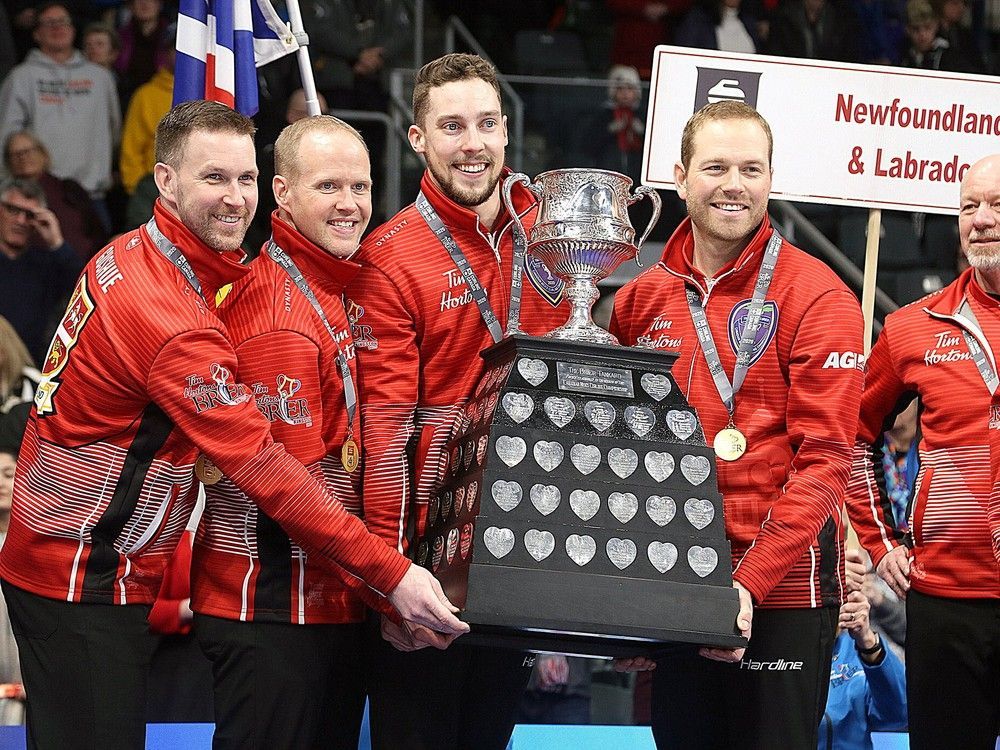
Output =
[{"x1": 411, "y1": 170, "x2": 745, "y2": 657}]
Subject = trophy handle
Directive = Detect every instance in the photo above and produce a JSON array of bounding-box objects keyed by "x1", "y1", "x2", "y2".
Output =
[
  {"x1": 627, "y1": 185, "x2": 662, "y2": 268},
  {"x1": 502, "y1": 173, "x2": 534, "y2": 336}
]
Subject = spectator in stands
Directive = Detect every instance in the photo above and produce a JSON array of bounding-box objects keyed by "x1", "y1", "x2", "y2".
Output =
[
  {"x1": 115, "y1": 0, "x2": 168, "y2": 104},
  {"x1": 766, "y1": 0, "x2": 862, "y2": 60},
  {"x1": 0, "y1": 5, "x2": 16, "y2": 83},
  {"x1": 81, "y1": 21, "x2": 120, "y2": 70},
  {"x1": 820, "y1": 548, "x2": 907, "y2": 750},
  {"x1": 609, "y1": 1, "x2": 692, "y2": 79},
  {"x1": 0, "y1": 317, "x2": 40, "y2": 413},
  {"x1": 0, "y1": 2, "x2": 120, "y2": 230},
  {"x1": 850, "y1": 0, "x2": 906, "y2": 63},
  {"x1": 0, "y1": 177, "x2": 82, "y2": 366},
  {"x1": 0, "y1": 427, "x2": 25, "y2": 726},
  {"x1": 4, "y1": 131, "x2": 108, "y2": 260},
  {"x1": 119, "y1": 26, "x2": 174, "y2": 195},
  {"x1": 902, "y1": 0, "x2": 982, "y2": 69},
  {"x1": 578, "y1": 65, "x2": 645, "y2": 183},
  {"x1": 932, "y1": 0, "x2": 987, "y2": 69},
  {"x1": 675, "y1": 0, "x2": 761, "y2": 52},
  {"x1": 882, "y1": 398, "x2": 919, "y2": 533}
]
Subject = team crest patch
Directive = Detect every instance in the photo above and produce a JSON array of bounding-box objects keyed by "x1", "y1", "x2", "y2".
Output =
[
  {"x1": 727, "y1": 299, "x2": 779, "y2": 367},
  {"x1": 525, "y1": 255, "x2": 565, "y2": 307},
  {"x1": 35, "y1": 275, "x2": 96, "y2": 415}
]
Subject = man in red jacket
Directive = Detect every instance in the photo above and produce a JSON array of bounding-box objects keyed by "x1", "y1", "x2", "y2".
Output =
[
  {"x1": 853, "y1": 153, "x2": 1000, "y2": 750},
  {"x1": 0, "y1": 100, "x2": 466, "y2": 750},
  {"x1": 611, "y1": 101, "x2": 864, "y2": 749},
  {"x1": 346, "y1": 53, "x2": 567, "y2": 750},
  {"x1": 192, "y1": 115, "x2": 428, "y2": 750}
]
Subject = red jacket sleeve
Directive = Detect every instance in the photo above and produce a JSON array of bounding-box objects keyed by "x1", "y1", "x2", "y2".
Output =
[
  {"x1": 844, "y1": 325, "x2": 910, "y2": 569},
  {"x1": 989, "y1": 396, "x2": 1000, "y2": 565},
  {"x1": 732, "y1": 289, "x2": 864, "y2": 602},
  {"x1": 146, "y1": 327, "x2": 410, "y2": 596}
]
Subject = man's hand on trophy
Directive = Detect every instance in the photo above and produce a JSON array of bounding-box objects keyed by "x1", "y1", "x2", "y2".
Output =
[
  {"x1": 699, "y1": 581, "x2": 753, "y2": 663},
  {"x1": 387, "y1": 563, "x2": 470, "y2": 639},
  {"x1": 380, "y1": 615, "x2": 460, "y2": 652},
  {"x1": 612, "y1": 655, "x2": 657, "y2": 673}
]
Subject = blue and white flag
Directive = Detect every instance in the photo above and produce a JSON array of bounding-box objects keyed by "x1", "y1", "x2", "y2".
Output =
[{"x1": 173, "y1": 0, "x2": 298, "y2": 116}]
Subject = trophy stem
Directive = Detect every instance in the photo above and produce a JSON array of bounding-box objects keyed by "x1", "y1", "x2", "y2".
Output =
[{"x1": 545, "y1": 276, "x2": 618, "y2": 345}]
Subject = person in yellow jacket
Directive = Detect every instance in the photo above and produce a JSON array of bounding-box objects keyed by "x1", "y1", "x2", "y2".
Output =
[{"x1": 119, "y1": 31, "x2": 173, "y2": 195}]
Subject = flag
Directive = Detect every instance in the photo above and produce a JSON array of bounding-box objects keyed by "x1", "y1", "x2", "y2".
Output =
[{"x1": 173, "y1": 0, "x2": 298, "y2": 116}]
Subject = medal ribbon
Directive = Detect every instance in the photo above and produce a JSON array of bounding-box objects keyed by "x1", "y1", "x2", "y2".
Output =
[
  {"x1": 955, "y1": 299, "x2": 999, "y2": 396},
  {"x1": 684, "y1": 230, "x2": 783, "y2": 418},
  {"x1": 146, "y1": 218, "x2": 206, "y2": 302},
  {"x1": 267, "y1": 241, "x2": 358, "y2": 431},
  {"x1": 415, "y1": 190, "x2": 526, "y2": 343}
]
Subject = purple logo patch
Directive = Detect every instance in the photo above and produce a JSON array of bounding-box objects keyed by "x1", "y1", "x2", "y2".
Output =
[
  {"x1": 727, "y1": 299, "x2": 779, "y2": 367},
  {"x1": 525, "y1": 255, "x2": 565, "y2": 307}
]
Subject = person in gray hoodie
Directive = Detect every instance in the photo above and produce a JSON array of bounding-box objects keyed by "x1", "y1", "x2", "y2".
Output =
[{"x1": 0, "y1": 2, "x2": 120, "y2": 217}]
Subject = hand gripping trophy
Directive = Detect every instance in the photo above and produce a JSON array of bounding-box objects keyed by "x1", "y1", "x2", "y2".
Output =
[{"x1": 413, "y1": 168, "x2": 746, "y2": 657}]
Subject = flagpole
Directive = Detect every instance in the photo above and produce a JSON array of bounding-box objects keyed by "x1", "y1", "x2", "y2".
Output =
[{"x1": 284, "y1": 0, "x2": 322, "y2": 116}]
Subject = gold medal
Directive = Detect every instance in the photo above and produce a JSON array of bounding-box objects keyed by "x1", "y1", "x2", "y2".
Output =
[
  {"x1": 713, "y1": 427, "x2": 747, "y2": 462},
  {"x1": 195, "y1": 454, "x2": 223, "y2": 485},
  {"x1": 341, "y1": 438, "x2": 360, "y2": 473}
]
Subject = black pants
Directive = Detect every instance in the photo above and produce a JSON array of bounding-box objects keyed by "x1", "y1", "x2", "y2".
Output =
[
  {"x1": 1, "y1": 580, "x2": 155, "y2": 750},
  {"x1": 650, "y1": 606, "x2": 838, "y2": 750},
  {"x1": 195, "y1": 614, "x2": 366, "y2": 750},
  {"x1": 366, "y1": 621, "x2": 534, "y2": 750},
  {"x1": 906, "y1": 590, "x2": 1000, "y2": 750}
]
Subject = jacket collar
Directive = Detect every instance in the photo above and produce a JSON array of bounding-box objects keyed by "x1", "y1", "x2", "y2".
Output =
[
  {"x1": 269, "y1": 211, "x2": 360, "y2": 292},
  {"x1": 659, "y1": 215, "x2": 774, "y2": 289},
  {"x1": 418, "y1": 166, "x2": 535, "y2": 238},
  {"x1": 921, "y1": 267, "x2": 999, "y2": 316},
  {"x1": 149, "y1": 199, "x2": 249, "y2": 298}
]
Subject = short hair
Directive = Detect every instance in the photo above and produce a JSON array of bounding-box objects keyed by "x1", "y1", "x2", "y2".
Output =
[
  {"x1": 81, "y1": 22, "x2": 120, "y2": 51},
  {"x1": 412, "y1": 53, "x2": 502, "y2": 128},
  {"x1": 0, "y1": 177, "x2": 47, "y2": 207},
  {"x1": 679, "y1": 100, "x2": 774, "y2": 170},
  {"x1": 3, "y1": 131, "x2": 50, "y2": 172},
  {"x1": 34, "y1": 2, "x2": 72, "y2": 25},
  {"x1": 154, "y1": 100, "x2": 256, "y2": 168},
  {"x1": 273, "y1": 115, "x2": 367, "y2": 180}
]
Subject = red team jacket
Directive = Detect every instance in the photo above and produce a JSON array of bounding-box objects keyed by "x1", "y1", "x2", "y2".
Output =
[
  {"x1": 193, "y1": 214, "x2": 368, "y2": 624},
  {"x1": 848, "y1": 269, "x2": 1000, "y2": 599},
  {"x1": 346, "y1": 171, "x2": 567, "y2": 554},
  {"x1": 0, "y1": 202, "x2": 408, "y2": 605},
  {"x1": 611, "y1": 217, "x2": 865, "y2": 609}
]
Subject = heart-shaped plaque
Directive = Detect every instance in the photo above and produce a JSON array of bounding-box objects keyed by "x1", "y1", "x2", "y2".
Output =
[
  {"x1": 584, "y1": 400, "x2": 616, "y2": 432},
  {"x1": 517, "y1": 358, "x2": 548, "y2": 386},
  {"x1": 416, "y1": 540, "x2": 429, "y2": 567},
  {"x1": 606, "y1": 537, "x2": 637, "y2": 570},
  {"x1": 608, "y1": 448, "x2": 638, "y2": 479},
  {"x1": 491, "y1": 480, "x2": 521, "y2": 512},
  {"x1": 524, "y1": 529, "x2": 555, "y2": 561},
  {"x1": 640, "y1": 373, "x2": 671, "y2": 401},
  {"x1": 666, "y1": 410, "x2": 697, "y2": 441},
  {"x1": 463, "y1": 439, "x2": 475, "y2": 470},
  {"x1": 495, "y1": 436, "x2": 526, "y2": 467},
  {"x1": 450, "y1": 445, "x2": 460, "y2": 475},
  {"x1": 687, "y1": 545, "x2": 719, "y2": 577},
  {"x1": 530, "y1": 483, "x2": 561, "y2": 516},
  {"x1": 466, "y1": 480, "x2": 479, "y2": 512},
  {"x1": 644, "y1": 451, "x2": 676, "y2": 482},
  {"x1": 569, "y1": 489, "x2": 600, "y2": 521},
  {"x1": 426, "y1": 497, "x2": 440, "y2": 527},
  {"x1": 502, "y1": 392, "x2": 533, "y2": 424},
  {"x1": 608, "y1": 492, "x2": 638, "y2": 523},
  {"x1": 432, "y1": 535, "x2": 444, "y2": 570},
  {"x1": 533, "y1": 440, "x2": 565, "y2": 472},
  {"x1": 624, "y1": 406, "x2": 656, "y2": 438},
  {"x1": 684, "y1": 498, "x2": 715, "y2": 530},
  {"x1": 648, "y1": 541, "x2": 678, "y2": 573},
  {"x1": 680, "y1": 455, "x2": 712, "y2": 486},
  {"x1": 570, "y1": 444, "x2": 601, "y2": 475},
  {"x1": 460, "y1": 523, "x2": 473, "y2": 559},
  {"x1": 476, "y1": 435, "x2": 488, "y2": 465},
  {"x1": 484, "y1": 526, "x2": 514, "y2": 559},
  {"x1": 645, "y1": 495, "x2": 677, "y2": 527},
  {"x1": 565, "y1": 534, "x2": 596, "y2": 566},
  {"x1": 440, "y1": 490, "x2": 453, "y2": 519},
  {"x1": 446, "y1": 527, "x2": 459, "y2": 564},
  {"x1": 543, "y1": 397, "x2": 576, "y2": 428},
  {"x1": 454, "y1": 485, "x2": 466, "y2": 515}
]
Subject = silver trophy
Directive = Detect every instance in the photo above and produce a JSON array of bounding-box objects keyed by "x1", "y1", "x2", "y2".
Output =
[{"x1": 503, "y1": 169, "x2": 661, "y2": 345}]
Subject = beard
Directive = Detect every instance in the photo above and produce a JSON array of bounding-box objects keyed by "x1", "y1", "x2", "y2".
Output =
[
  {"x1": 964, "y1": 235, "x2": 1000, "y2": 270},
  {"x1": 176, "y1": 194, "x2": 251, "y2": 252},
  {"x1": 426, "y1": 155, "x2": 502, "y2": 208}
]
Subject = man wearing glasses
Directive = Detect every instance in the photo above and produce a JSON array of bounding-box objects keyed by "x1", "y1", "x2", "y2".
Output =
[{"x1": 0, "y1": 177, "x2": 80, "y2": 363}]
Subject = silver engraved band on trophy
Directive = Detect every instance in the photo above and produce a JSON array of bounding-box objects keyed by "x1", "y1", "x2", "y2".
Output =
[{"x1": 503, "y1": 168, "x2": 662, "y2": 345}]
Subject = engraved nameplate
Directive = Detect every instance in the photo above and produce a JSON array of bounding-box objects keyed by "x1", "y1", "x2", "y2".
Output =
[{"x1": 556, "y1": 362, "x2": 635, "y2": 398}]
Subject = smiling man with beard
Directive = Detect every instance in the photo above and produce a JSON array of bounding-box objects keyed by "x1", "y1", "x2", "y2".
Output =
[
  {"x1": 611, "y1": 101, "x2": 865, "y2": 750},
  {"x1": 0, "y1": 100, "x2": 466, "y2": 750},
  {"x1": 851, "y1": 153, "x2": 1000, "y2": 750},
  {"x1": 345, "y1": 53, "x2": 567, "y2": 750}
]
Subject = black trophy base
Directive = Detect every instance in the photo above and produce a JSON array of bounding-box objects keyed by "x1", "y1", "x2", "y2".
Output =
[{"x1": 455, "y1": 563, "x2": 746, "y2": 658}]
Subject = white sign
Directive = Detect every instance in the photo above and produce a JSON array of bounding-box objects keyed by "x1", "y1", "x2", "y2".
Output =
[{"x1": 642, "y1": 46, "x2": 1000, "y2": 215}]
